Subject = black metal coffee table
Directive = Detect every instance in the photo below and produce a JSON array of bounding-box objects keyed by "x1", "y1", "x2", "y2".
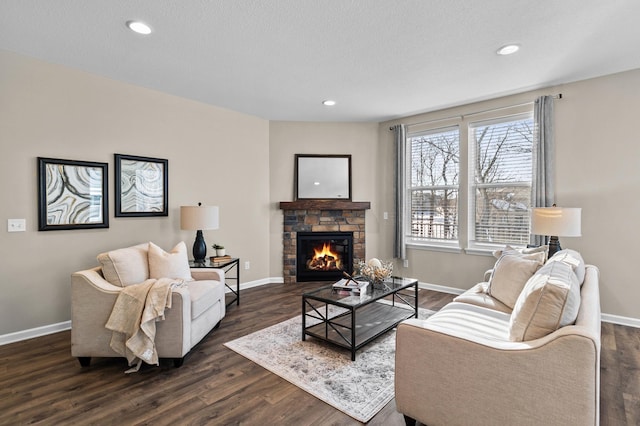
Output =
[{"x1": 302, "y1": 276, "x2": 418, "y2": 360}]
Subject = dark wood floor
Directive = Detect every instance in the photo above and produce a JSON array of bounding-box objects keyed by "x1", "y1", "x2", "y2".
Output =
[{"x1": 0, "y1": 283, "x2": 638, "y2": 425}]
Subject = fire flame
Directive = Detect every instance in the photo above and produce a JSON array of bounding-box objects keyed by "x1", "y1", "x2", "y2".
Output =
[
  {"x1": 308, "y1": 243, "x2": 342, "y2": 270},
  {"x1": 313, "y1": 243, "x2": 336, "y2": 259}
]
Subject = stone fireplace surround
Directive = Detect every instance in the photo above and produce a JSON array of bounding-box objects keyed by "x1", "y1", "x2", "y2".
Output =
[{"x1": 279, "y1": 200, "x2": 371, "y2": 284}]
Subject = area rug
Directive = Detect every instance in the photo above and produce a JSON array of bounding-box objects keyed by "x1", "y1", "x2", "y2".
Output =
[{"x1": 224, "y1": 304, "x2": 433, "y2": 423}]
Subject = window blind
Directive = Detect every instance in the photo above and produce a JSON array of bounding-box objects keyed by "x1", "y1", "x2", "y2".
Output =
[
  {"x1": 407, "y1": 126, "x2": 460, "y2": 241},
  {"x1": 469, "y1": 114, "x2": 534, "y2": 245}
]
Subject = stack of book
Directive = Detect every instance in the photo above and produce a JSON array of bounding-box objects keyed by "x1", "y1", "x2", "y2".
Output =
[
  {"x1": 332, "y1": 278, "x2": 369, "y2": 294},
  {"x1": 210, "y1": 255, "x2": 231, "y2": 263}
]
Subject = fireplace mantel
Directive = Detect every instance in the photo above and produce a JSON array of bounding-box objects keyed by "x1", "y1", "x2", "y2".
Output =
[{"x1": 279, "y1": 200, "x2": 370, "y2": 210}]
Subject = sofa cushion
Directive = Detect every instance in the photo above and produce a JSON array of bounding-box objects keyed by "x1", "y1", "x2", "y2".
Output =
[
  {"x1": 509, "y1": 260, "x2": 581, "y2": 341},
  {"x1": 186, "y1": 280, "x2": 222, "y2": 320},
  {"x1": 148, "y1": 241, "x2": 193, "y2": 281},
  {"x1": 421, "y1": 301, "x2": 513, "y2": 343},
  {"x1": 97, "y1": 243, "x2": 149, "y2": 287},
  {"x1": 453, "y1": 282, "x2": 513, "y2": 314},
  {"x1": 547, "y1": 249, "x2": 586, "y2": 285},
  {"x1": 487, "y1": 251, "x2": 545, "y2": 309}
]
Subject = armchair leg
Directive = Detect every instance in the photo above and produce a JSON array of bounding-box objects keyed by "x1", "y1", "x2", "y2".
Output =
[
  {"x1": 77, "y1": 357, "x2": 91, "y2": 367},
  {"x1": 403, "y1": 414, "x2": 417, "y2": 426},
  {"x1": 173, "y1": 357, "x2": 184, "y2": 368}
]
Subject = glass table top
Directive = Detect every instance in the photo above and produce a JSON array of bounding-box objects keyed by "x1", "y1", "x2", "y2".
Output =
[{"x1": 302, "y1": 276, "x2": 418, "y2": 307}]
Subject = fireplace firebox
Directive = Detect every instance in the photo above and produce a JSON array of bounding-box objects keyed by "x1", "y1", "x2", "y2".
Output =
[{"x1": 296, "y1": 232, "x2": 353, "y2": 282}]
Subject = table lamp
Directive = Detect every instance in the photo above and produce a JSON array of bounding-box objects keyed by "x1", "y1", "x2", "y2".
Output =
[
  {"x1": 530, "y1": 205, "x2": 581, "y2": 258},
  {"x1": 180, "y1": 203, "x2": 219, "y2": 263}
]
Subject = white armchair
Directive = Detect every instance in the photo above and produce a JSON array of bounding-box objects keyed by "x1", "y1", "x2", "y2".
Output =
[{"x1": 71, "y1": 242, "x2": 226, "y2": 367}]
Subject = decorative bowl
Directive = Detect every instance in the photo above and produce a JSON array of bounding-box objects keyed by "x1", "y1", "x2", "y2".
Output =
[{"x1": 356, "y1": 259, "x2": 393, "y2": 288}]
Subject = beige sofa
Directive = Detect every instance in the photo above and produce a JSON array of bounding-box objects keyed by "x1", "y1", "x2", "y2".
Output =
[
  {"x1": 395, "y1": 249, "x2": 600, "y2": 426},
  {"x1": 71, "y1": 242, "x2": 226, "y2": 368}
]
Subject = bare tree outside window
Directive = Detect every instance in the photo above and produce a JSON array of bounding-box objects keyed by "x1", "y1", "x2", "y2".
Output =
[
  {"x1": 408, "y1": 127, "x2": 459, "y2": 241},
  {"x1": 470, "y1": 115, "x2": 534, "y2": 245},
  {"x1": 406, "y1": 114, "x2": 534, "y2": 248}
]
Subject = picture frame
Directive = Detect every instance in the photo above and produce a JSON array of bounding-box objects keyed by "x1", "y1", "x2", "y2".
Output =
[
  {"x1": 38, "y1": 157, "x2": 109, "y2": 231},
  {"x1": 295, "y1": 154, "x2": 352, "y2": 200},
  {"x1": 115, "y1": 154, "x2": 168, "y2": 217}
]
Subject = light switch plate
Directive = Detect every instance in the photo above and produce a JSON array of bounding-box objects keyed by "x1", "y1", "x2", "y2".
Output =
[{"x1": 8, "y1": 219, "x2": 26, "y2": 232}]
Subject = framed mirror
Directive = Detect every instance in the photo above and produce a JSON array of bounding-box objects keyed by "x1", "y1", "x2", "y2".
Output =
[{"x1": 295, "y1": 154, "x2": 352, "y2": 200}]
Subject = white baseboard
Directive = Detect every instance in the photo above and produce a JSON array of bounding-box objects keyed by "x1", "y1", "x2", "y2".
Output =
[
  {"x1": 226, "y1": 277, "x2": 282, "y2": 292},
  {"x1": 0, "y1": 321, "x2": 71, "y2": 346},
  {"x1": 419, "y1": 281, "x2": 465, "y2": 295},
  {"x1": 601, "y1": 313, "x2": 640, "y2": 328},
  {"x1": 225, "y1": 278, "x2": 271, "y2": 293},
  {"x1": 2, "y1": 278, "x2": 638, "y2": 346}
]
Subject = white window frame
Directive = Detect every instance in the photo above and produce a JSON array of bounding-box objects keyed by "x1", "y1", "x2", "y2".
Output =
[
  {"x1": 405, "y1": 125, "x2": 461, "y2": 251},
  {"x1": 402, "y1": 106, "x2": 536, "y2": 255},
  {"x1": 467, "y1": 112, "x2": 535, "y2": 252}
]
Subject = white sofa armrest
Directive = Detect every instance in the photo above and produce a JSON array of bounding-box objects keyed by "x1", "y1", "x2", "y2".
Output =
[
  {"x1": 73, "y1": 267, "x2": 122, "y2": 293},
  {"x1": 71, "y1": 267, "x2": 123, "y2": 357},
  {"x1": 484, "y1": 268, "x2": 493, "y2": 281},
  {"x1": 190, "y1": 267, "x2": 225, "y2": 285},
  {"x1": 71, "y1": 267, "x2": 194, "y2": 359}
]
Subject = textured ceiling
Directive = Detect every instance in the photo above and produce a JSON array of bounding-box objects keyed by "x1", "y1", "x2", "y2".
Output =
[{"x1": 2, "y1": 0, "x2": 640, "y2": 122}]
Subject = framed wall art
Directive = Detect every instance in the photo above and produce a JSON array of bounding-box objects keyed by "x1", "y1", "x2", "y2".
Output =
[
  {"x1": 115, "y1": 154, "x2": 168, "y2": 217},
  {"x1": 38, "y1": 157, "x2": 109, "y2": 231}
]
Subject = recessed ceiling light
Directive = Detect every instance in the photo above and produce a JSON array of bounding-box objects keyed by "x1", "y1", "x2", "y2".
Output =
[
  {"x1": 497, "y1": 44, "x2": 519, "y2": 55},
  {"x1": 126, "y1": 20, "x2": 152, "y2": 35},
  {"x1": 322, "y1": 100, "x2": 336, "y2": 106}
]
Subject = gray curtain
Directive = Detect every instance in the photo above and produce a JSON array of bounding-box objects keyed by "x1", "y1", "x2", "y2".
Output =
[
  {"x1": 394, "y1": 124, "x2": 407, "y2": 259},
  {"x1": 530, "y1": 95, "x2": 555, "y2": 246}
]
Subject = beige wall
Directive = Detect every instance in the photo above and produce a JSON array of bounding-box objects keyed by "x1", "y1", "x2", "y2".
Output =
[
  {"x1": 268, "y1": 122, "x2": 384, "y2": 278},
  {"x1": 0, "y1": 51, "x2": 270, "y2": 335},
  {"x1": 2, "y1": 49, "x2": 638, "y2": 337},
  {"x1": 380, "y1": 68, "x2": 640, "y2": 320}
]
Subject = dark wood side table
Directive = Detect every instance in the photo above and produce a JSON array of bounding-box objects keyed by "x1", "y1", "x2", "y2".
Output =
[{"x1": 189, "y1": 258, "x2": 240, "y2": 307}]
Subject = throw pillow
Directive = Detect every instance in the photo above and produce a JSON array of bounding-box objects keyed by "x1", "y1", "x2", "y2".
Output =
[
  {"x1": 508, "y1": 260, "x2": 581, "y2": 341},
  {"x1": 546, "y1": 249, "x2": 586, "y2": 285},
  {"x1": 492, "y1": 244, "x2": 548, "y2": 259},
  {"x1": 97, "y1": 243, "x2": 149, "y2": 287},
  {"x1": 487, "y1": 253, "x2": 544, "y2": 309},
  {"x1": 148, "y1": 241, "x2": 193, "y2": 281}
]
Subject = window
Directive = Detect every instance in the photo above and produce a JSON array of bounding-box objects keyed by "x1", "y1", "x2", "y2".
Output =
[
  {"x1": 469, "y1": 113, "x2": 534, "y2": 247},
  {"x1": 403, "y1": 108, "x2": 536, "y2": 253},
  {"x1": 407, "y1": 126, "x2": 460, "y2": 244}
]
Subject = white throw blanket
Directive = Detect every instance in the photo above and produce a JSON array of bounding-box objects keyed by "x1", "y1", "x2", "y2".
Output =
[{"x1": 105, "y1": 277, "x2": 183, "y2": 372}]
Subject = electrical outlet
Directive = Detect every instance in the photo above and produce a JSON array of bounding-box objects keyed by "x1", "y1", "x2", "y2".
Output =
[
  {"x1": 244, "y1": 261, "x2": 250, "y2": 270},
  {"x1": 8, "y1": 219, "x2": 26, "y2": 232},
  {"x1": 403, "y1": 259, "x2": 409, "y2": 268},
  {"x1": 383, "y1": 211, "x2": 388, "y2": 220}
]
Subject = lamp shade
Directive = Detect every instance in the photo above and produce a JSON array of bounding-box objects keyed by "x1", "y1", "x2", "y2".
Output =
[
  {"x1": 530, "y1": 207, "x2": 581, "y2": 237},
  {"x1": 180, "y1": 205, "x2": 219, "y2": 231}
]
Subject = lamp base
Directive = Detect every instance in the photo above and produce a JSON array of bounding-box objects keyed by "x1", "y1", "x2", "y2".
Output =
[
  {"x1": 548, "y1": 235, "x2": 562, "y2": 258},
  {"x1": 193, "y1": 230, "x2": 207, "y2": 263}
]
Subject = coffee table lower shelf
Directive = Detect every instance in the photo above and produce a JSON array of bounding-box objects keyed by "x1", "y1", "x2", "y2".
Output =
[{"x1": 303, "y1": 302, "x2": 415, "y2": 361}]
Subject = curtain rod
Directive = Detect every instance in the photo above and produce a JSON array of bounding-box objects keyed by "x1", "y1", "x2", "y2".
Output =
[{"x1": 389, "y1": 93, "x2": 562, "y2": 131}]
